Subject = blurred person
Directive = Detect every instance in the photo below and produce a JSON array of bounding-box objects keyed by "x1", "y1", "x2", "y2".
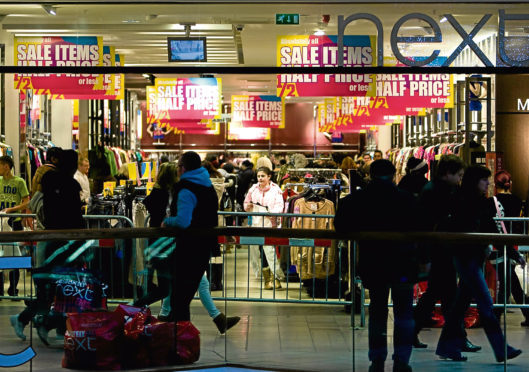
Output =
[
  {"x1": 0, "y1": 155, "x2": 30, "y2": 299},
  {"x1": 162, "y1": 151, "x2": 219, "y2": 322},
  {"x1": 436, "y1": 165, "x2": 522, "y2": 362},
  {"x1": 412, "y1": 155, "x2": 480, "y2": 351},
  {"x1": 136, "y1": 161, "x2": 239, "y2": 333},
  {"x1": 244, "y1": 166, "x2": 285, "y2": 289},
  {"x1": 398, "y1": 157, "x2": 429, "y2": 198},
  {"x1": 361, "y1": 152, "x2": 373, "y2": 177},
  {"x1": 11, "y1": 150, "x2": 86, "y2": 345},
  {"x1": 487, "y1": 170, "x2": 529, "y2": 326},
  {"x1": 74, "y1": 156, "x2": 91, "y2": 205},
  {"x1": 335, "y1": 159, "x2": 419, "y2": 372},
  {"x1": 373, "y1": 149, "x2": 383, "y2": 161}
]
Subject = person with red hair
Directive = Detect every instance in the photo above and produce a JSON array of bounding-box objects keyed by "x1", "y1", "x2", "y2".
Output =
[{"x1": 488, "y1": 170, "x2": 529, "y2": 327}]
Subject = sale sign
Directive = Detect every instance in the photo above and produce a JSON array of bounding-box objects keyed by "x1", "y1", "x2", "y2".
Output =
[
  {"x1": 277, "y1": 35, "x2": 377, "y2": 97},
  {"x1": 14, "y1": 36, "x2": 104, "y2": 93},
  {"x1": 154, "y1": 77, "x2": 222, "y2": 121},
  {"x1": 228, "y1": 121, "x2": 270, "y2": 140},
  {"x1": 231, "y1": 95, "x2": 284, "y2": 128}
]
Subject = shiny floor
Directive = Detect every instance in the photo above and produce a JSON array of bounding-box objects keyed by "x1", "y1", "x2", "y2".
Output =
[
  {"x1": 1, "y1": 244, "x2": 529, "y2": 372},
  {"x1": 1, "y1": 300, "x2": 529, "y2": 372}
]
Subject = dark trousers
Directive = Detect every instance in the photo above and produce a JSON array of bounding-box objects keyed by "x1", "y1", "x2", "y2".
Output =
[
  {"x1": 414, "y1": 255, "x2": 458, "y2": 333},
  {"x1": 437, "y1": 257, "x2": 506, "y2": 358},
  {"x1": 368, "y1": 282, "x2": 414, "y2": 364},
  {"x1": 133, "y1": 258, "x2": 172, "y2": 308},
  {"x1": 494, "y1": 260, "x2": 529, "y2": 320},
  {"x1": 169, "y1": 240, "x2": 212, "y2": 321}
]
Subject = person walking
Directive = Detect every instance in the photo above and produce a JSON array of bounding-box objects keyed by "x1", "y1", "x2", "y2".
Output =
[
  {"x1": 436, "y1": 165, "x2": 522, "y2": 362},
  {"x1": 487, "y1": 170, "x2": 529, "y2": 326},
  {"x1": 335, "y1": 159, "x2": 419, "y2": 372},
  {"x1": 413, "y1": 155, "x2": 480, "y2": 353}
]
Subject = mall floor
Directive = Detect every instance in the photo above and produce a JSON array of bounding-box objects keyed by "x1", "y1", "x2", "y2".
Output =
[{"x1": 1, "y1": 247, "x2": 529, "y2": 372}]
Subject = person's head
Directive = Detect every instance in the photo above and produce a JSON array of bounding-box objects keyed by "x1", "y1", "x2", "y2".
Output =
[
  {"x1": 159, "y1": 155, "x2": 169, "y2": 164},
  {"x1": 462, "y1": 165, "x2": 491, "y2": 196},
  {"x1": 362, "y1": 152, "x2": 372, "y2": 163},
  {"x1": 340, "y1": 156, "x2": 355, "y2": 172},
  {"x1": 206, "y1": 154, "x2": 219, "y2": 168},
  {"x1": 241, "y1": 160, "x2": 253, "y2": 170},
  {"x1": 405, "y1": 157, "x2": 428, "y2": 176},
  {"x1": 59, "y1": 150, "x2": 78, "y2": 177},
  {"x1": 46, "y1": 147, "x2": 63, "y2": 166},
  {"x1": 202, "y1": 160, "x2": 222, "y2": 178},
  {"x1": 373, "y1": 150, "x2": 383, "y2": 161},
  {"x1": 436, "y1": 155, "x2": 465, "y2": 185},
  {"x1": 78, "y1": 156, "x2": 90, "y2": 175},
  {"x1": 279, "y1": 159, "x2": 287, "y2": 166},
  {"x1": 494, "y1": 170, "x2": 512, "y2": 192},
  {"x1": 156, "y1": 162, "x2": 178, "y2": 190},
  {"x1": 0, "y1": 155, "x2": 14, "y2": 177},
  {"x1": 178, "y1": 151, "x2": 201, "y2": 174},
  {"x1": 370, "y1": 159, "x2": 396, "y2": 182},
  {"x1": 256, "y1": 166, "x2": 273, "y2": 188},
  {"x1": 222, "y1": 162, "x2": 235, "y2": 174}
]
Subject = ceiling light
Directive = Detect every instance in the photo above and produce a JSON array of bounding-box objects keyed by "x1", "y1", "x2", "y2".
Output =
[
  {"x1": 440, "y1": 16, "x2": 448, "y2": 23},
  {"x1": 42, "y1": 5, "x2": 57, "y2": 16},
  {"x1": 314, "y1": 30, "x2": 325, "y2": 36}
]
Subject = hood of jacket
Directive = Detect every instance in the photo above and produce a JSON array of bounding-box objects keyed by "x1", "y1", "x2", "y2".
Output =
[{"x1": 180, "y1": 167, "x2": 213, "y2": 187}]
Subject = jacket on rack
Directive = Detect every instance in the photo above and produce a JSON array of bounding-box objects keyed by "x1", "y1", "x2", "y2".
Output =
[{"x1": 291, "y1": 198, "x2": 336, "y2": 280}]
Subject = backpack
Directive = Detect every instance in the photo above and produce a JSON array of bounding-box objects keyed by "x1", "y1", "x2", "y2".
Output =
[{"x1": 29, "y1": 191, "x2": 46, "y2": 227}]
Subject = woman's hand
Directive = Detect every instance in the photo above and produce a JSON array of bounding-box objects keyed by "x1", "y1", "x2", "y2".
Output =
[{"x1": 244, "y1": 202, "x2": 253, "y2": 212}]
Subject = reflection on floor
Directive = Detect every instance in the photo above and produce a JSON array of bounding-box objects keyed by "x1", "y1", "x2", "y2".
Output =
[{"x1": 1, "y1": 246, "x2": 529, "y2": 371}]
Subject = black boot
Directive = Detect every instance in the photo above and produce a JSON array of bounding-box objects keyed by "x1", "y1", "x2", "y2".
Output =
[
  {"x1": 7, "y1": 269, "x2": 19, "y2": 300},
  {"x1": 413, "y1": 334, "x2": 427, "y2": 348},
  {"x1": 209, "y1": 263, "x2": 223, "y2": 291},
  {"x1": 213, "y1": 313, "x2": 240, "y2": 334}
]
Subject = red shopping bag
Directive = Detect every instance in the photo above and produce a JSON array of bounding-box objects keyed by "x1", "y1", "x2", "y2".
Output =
[
  {"x1": 145, "y1": 321, "x2": 201, "y2": 366},
  {"x1": 62, "y1": 311, "x2": 123, "y2": 370}
]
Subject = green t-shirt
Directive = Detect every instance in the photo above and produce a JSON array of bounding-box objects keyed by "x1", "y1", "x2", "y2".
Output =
[{"x1": 0, "y1": 176, "x2": 29, "y2": 210}]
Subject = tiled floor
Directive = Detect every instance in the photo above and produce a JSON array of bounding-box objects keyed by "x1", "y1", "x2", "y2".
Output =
[{"x1": 1, "y1": 246, "x2": 529, "y2": 371}]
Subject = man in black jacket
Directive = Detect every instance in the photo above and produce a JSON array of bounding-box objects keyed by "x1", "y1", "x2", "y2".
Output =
[
  {"x1": 412, "y1": 155, "x2": 480, "y2": 353},
  {"x1": 235, "y1": 160, "x2": 255, "y2": 211},
  {"x1": 335, "y1": 159, "x2": 418, "y2": 372}
]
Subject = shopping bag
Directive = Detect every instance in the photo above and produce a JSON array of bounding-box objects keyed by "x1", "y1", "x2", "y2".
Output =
[
  {"x1": 145, "y1": 321, "x2": 200, "y2": 366},
  {"x1": 62, "y1": 311, "x2": 123, "y2": 370}
]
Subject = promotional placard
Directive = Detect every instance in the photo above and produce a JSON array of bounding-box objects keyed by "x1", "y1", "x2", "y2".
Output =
[
  {"x1": 231, "y1": 95, "x2": 284, "y2": 128},
  {"x1": 228, "y1": 122, "x2": 270, "y2": 140},
  {"x1": 277, "y1": 35, "x2": 377, "y2": 97},
  {"x1": 15, "y1": 36, "x2": 104, "y2": 93}
]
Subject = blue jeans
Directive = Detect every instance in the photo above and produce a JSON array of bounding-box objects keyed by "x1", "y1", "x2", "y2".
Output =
[
  {"x1": 368, "y1": 282, "x2": 414, "y2": 364},
  {"x1": 160, "y1": 274, "x2": 220, "y2": 319},
  {"x1": 437, "y1": 257, "x2": 506, "y2": 358}
]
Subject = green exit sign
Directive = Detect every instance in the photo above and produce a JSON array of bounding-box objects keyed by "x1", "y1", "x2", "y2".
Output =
[{"x1": 276, "y1": 14, "x2": 299, "y2": 25}]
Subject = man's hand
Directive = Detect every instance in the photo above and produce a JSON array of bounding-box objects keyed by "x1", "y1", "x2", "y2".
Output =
[{"x1": 517, "y1": 254, "x2": 527, "y2": 269}]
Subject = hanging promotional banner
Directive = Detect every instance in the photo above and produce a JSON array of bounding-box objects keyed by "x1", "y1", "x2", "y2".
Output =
[
  {"x1": 14, "y1": 36, "x2": 104, "y2": 93},
  {"x1": 154, "y1": 77, "x2": 222, "y2": 121},
  {"x1": 30, "y1": 48, "x2": 125, "y2": 100},
  {"x1": 231, "y1": 95, "x2": 285, "y2": 128},
  {"x1": 228, "y1": 122, "x2": 270, "y2": 140},
  {"x1": 277, "y1": 35, "x2": 377, "y2": 97}
]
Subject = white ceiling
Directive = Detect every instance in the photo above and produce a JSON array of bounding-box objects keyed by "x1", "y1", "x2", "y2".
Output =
[{"x1": 0, "y1": 2, "x2": 527, "y2": 100}]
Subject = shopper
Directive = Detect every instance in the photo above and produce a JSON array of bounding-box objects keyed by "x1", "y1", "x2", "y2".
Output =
[
  {"x1": 412, "y1": 155, "x2": 481, "y2": 352},
  {"x1": 31, "y1": 147, "x2": 62, "y2": 195},
  {"x1": 360, "y1": 152, "x2": 373, "y2": 178},
  {"x1": 244, "y1": 166, "x2": 285, "y2": 289},
  {"x1": 335, "y1": 159, "x2": 418, "y2": 372},
  {"x1": 397, "y1": 157, "x2": 428, "y2": 197},
  {"x1": 162, "y1": 151, "x2": 219, "y2": 322},
  {"x1": 137, "y1": 161, "x2": 240, "y2": 333},
  {"x1": 436, "y1": 165, "x2": 522, "y2": 362},
  {"x1": 0, "y1": 155, "x2": 30, "y2": 299},
  {"x1": 235, "y1": 160, "x2": 255, "y2": 212},
  {"x1": 373, "y1": 149, "x2": 383, "y2": 160},
  {"x1": 11, "y1": 150, "x2": 86, "y2": 345},
  {"x1": 487, "y1": 170, "x2": 529, "y2": 326},
  {"x1": 74, "y1": 156, "x2": 91, "y2": 206}
]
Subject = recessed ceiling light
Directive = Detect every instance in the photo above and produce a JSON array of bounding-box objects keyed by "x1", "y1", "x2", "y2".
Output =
[
  {"x1": 41, "y1": 5, "x2": 57, "y2": 16},
  {"x1": 314, "y1": 30, "x2": 325, "y2": 36}
]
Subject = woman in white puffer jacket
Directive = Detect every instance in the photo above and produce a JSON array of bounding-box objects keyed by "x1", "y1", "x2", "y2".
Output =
[{"x1": 244, "y1": 166, "x2": 285, "y2": 289}]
